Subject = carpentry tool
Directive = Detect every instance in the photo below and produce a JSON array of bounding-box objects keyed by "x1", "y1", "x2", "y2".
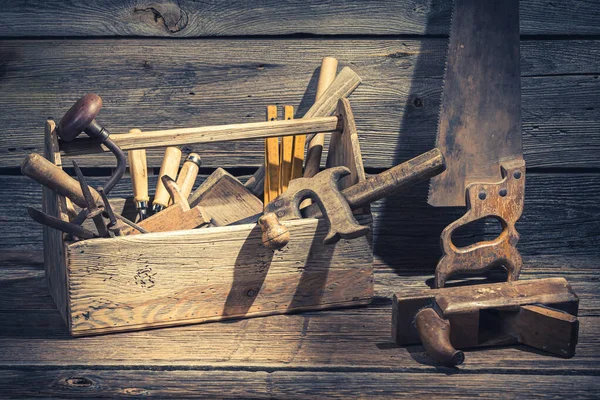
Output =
[
  {"x1": 244, "y1": 65, "x2": 359, "y2": 198},
  {"x1": 21, "y1": 152, "x2": 146, "y2": 234},
  {"x1": 265, "y1": 147, "x2": 445, "y2": 245},
  {"x1": 57, "y1": 93, "x2": 126, "y2": 196},
  {"x1": 175, "y1": 153, "x2": 202, "y2": 200},
  {"x1": 99, "y1": 188, "x2": 126, "y2": 236},
  {"x1": 189, "y1": 168, "x2": 263, "y2": 227},
  {"x1": 264, "y1": 105, "x2": 280, "y2": 204},
  {"x1": 279, "y1": 105, "x2": 294, "y2": 191},
  {"x1": 121, "y1": 176, "x2": 210, "y2": 235},
  {"x1": 27, "y1": 207, "x2": 97, "y2": 240},
  {"x1": 392, "y1": 278, "x2": 579, "y2": 366},
  {"x1": 304, "y1": 57, "x2": 339, "y2": 178},
  {"x1": 127, "y1": 128, "x2": 149, "y2": 220},
  {"x1": 72, "y1": 159, "x2": 110, "y2": 237},
  {"x1": 427, "y1": 0, "x2": 525, "y2": 287},
  {"x1": 152, "y1": 146, "x2": 182, "y2": 214}
]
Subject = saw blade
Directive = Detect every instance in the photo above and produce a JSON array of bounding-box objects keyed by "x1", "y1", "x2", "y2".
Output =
[{"x1": 428, "y1": 0, "x2": 522, "y2": 207}]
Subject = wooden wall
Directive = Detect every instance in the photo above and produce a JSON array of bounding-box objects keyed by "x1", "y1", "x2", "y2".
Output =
[{"x1": 1, "y1": 0, "x2": 599, "y2": 271}]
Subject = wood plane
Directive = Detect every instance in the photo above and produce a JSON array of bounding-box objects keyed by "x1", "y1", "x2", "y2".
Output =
[{"x1": 392, "y1": 278, "x2": 579, "y2": 366}]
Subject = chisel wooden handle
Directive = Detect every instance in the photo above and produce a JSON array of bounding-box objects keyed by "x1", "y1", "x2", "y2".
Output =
[
  {"x1": 174, "y1": 153, "x2": 201, "y2": 201},
  {"x1": 152, "y1": 146, "x2": 182, "y2": 212},
  {"x1": 127, "y1": 128, "x2": 149, "y2": 219},
  {"x1": 21, "y1": 153, "x2": 101, "y2": 208},
  {"x1": 303, "y1": 57, "x2": 339, "y2": 178}
]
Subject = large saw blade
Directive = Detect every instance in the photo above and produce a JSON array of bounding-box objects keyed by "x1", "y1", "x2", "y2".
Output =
[{"x1": 428, "y1": 0, "x2": 522, "y2": 207}]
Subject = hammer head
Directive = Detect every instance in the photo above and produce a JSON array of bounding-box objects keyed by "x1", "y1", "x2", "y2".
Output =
[{"x1": 264, "y1": 166, "x2": 370, "y2": 245}]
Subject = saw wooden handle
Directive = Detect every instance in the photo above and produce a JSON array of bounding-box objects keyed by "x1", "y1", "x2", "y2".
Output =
[
  {"x1": 153, "y1": 146, "x2": 182, "y2": 211},
  {"x1": 304, "y1": 57, "x2": 339, "y2": 178},
  {"x1": 21, "y1": 153, "x2": 101, "y2": 208},
  {"x1": 127, "y1": 128, "x2": 149, "y2": 205},
  {"x1": 435, "y1": 158, "x2": 525, "y2": 288}
]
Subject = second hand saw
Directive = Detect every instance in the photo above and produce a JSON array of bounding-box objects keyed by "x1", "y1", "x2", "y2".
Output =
[{"x1": 428, "y1": 0, "x2": 526, "y2": 288}]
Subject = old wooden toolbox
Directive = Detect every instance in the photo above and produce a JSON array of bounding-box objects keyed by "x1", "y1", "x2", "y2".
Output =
[{"x1": 40, "y1": 105, "x2": 374, "y2": 336}]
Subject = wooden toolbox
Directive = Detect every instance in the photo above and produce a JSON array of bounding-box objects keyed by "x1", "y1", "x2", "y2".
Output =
[{"x1": 41, "y1": 101, "x2": 374, "y2": 336}]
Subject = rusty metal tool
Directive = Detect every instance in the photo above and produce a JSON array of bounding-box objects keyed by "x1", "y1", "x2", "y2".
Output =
[
  {"x1": 22, "y1": 152, "x2": 146, "y2": 235},
  {"x1": 127, "y1": 128, "x2": 149, "y2": 220},
  {"x1": 265, "y1": 148, "x2": 445, "y2": 245},
  {"x1": 71, "y1": 159, "x2": 110, "y2": 237},
  {"x1": 27, "y1": 207, "x2": 97, "y2": 240},
  {"x1": 392, "y1": 278, "x2": 579, "y2": 366},
  {"x1": 427, "y1": 0, "x2": 525, "y2": 287},
  {"x1": 98, "y1": 188, "x2": 126, "y2": 236},
  {"x1": 57, "y1": 93, "x2": 126, "y2": 196}
]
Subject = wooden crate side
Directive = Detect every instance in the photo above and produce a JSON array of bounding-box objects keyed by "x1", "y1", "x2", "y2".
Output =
[
  {"x1": 65, "y1": 218, "x2": 373, "y2": 336},
  {"x1": 42, "y1": 120, "x2": 70, "y2": 326}
]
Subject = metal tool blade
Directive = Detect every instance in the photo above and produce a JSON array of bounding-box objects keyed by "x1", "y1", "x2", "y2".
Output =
[{"x1": 428, "y1": 0, "x2": 522, "y2": 207}]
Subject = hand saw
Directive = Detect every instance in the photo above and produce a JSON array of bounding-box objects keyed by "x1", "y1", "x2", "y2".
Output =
[{"x1": 428, "y1": 0, "x2": 526, "y2": 287}]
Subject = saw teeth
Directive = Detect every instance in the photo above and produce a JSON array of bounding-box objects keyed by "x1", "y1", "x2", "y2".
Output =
[{"x1": 427, "y1": 0, "x2": 455, "y2": 204}]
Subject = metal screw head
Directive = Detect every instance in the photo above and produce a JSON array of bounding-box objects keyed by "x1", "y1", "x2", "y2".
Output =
[
  {"x1": 513, "y1": 170, "x2": 522, "y2": 179},
  {"x1": 499, "y1": 188, "x2": 508, "y2": 197},
  {"x1": 478, "y1": 191, "x2": 487, "y2": 200},
  {"x1": 247, "y1": 289, "x2": 256, "y2": 297}
]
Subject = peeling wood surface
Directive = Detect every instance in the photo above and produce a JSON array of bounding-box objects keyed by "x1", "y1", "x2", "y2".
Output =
[
  {"x1": 0, "y1": 39, "x2": 598, "y2": 168},
  {"x1": 0, "y1": 0, "x2": 599, "y2": 36}
]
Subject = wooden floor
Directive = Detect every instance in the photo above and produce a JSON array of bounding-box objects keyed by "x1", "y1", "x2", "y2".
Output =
[{"x1": 1, "y1": 1, "x2": 599, "y2": 398}]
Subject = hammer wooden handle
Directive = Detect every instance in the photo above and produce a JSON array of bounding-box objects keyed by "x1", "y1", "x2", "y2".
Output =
[
  {"x1": 21, "y1": 153, "x2": 101, "y2": 208},
  {"x1": 153, "y1": 146, "x2": 182, "y2": 210}
]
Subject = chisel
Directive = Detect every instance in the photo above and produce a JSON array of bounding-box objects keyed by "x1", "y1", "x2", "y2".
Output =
[
  {"x1": 151, "y1": 146, "x2": 182, "y2": 214},
  {"x1": 174, "y1": 153, "x2": 202, "y2": 201},
  {"x1": 127, "y1": 128, "x2": 149, "y2": 220}
]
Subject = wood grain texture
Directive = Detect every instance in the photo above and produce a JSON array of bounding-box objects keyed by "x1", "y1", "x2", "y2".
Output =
[
  {"x1": 0, "y1": 1, "x2": 598, "y2": 36},
  {"x1": 0, "y1": 270, "x2": 598, "y2": 372},
  {"x1": 0, "y1": 39, "x2": 597, "y2": 168},
  {"x1": 0, "y1": 369, "x2": 598, "y2": 399},
  {"x1": 65, "y1": 218, "x2": 373, "y2": 335},
  {"x1": 6, "y1": 172, "x2": 600, "y2": 266}
]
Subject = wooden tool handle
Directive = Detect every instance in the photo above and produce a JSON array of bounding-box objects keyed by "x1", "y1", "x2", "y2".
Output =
[
  {"x1": 153, "y1": 146, "x2": 182, "y2": 209},
  {"x1": 21, "y1": 153, "x2": 101, "y2": 208},
  {"x1": 415, "y1": 308, "x2": 464, "y2": 366},
  {"x1": 304, "y1": 57, "x2": 339, "y2": 178},
  {"x1": 175, "y1": 153, "x2": 201, "y2": 200},
  {"x1": 259, "y1": 212, "x2": 290, "y2": 251},
  {"x1": 127, "y1": 129, "x2": 149, "y2": 204},
  {"x1": 58, "y1": 93, "x2": 102, "y2": 142},
  {"x1": 280, "y1": 106, "x2": 294, "y2": 191},
  {"x1": 264, "y1": 105, "x2": 280, "y2": 204}
]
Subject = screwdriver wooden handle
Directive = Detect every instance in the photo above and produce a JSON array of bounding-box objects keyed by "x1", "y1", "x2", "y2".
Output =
[
  {"x1": 127, "y1": 128, "x2": 149, "y2": 208},
  {"x1": 303, "y1": 57, "x2": 339, "y2": 178},
  {"x1": 21, "y1": 153, "x2": 102, "y2": 208},
  {"x1": 152, "y1": 146, "x2": 182, "y2": 212},
  {"x1": 174, "y1": 153, "x2": 201, "y2": 201}
]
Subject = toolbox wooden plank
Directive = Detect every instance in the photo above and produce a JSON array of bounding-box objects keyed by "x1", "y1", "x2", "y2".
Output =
[
  {"x1": 0, "y1": 369, "x2": 598, "y2": 399},
  {"x1": 0, "y1": 40, "x2": 598, "y2": 169},
  {"x1": 0, "y1": 0, "x2": 598, "y2": 36},
  {"x1": 63, "y1": 218, "x2": 372, "y2": 335}
]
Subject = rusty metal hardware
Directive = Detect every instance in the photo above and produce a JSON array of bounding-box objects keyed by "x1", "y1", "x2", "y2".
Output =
[{"x1": 27, "y1": 207, "x2": 97, "y2": 240}]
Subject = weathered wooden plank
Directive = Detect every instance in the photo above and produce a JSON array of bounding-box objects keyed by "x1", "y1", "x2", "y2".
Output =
[
  {"x1": 0, "y1": 39, "x2": 598, "y2": 168},
  {"x1": 0, "y1": 0, "x2": 599, "y2": 37},
  {"x1": 0, "y1": 369, "x2": 598, "y2": 399},
  {"x1": 4, "y1": 172, "x2": 599, "y2": 267}
]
